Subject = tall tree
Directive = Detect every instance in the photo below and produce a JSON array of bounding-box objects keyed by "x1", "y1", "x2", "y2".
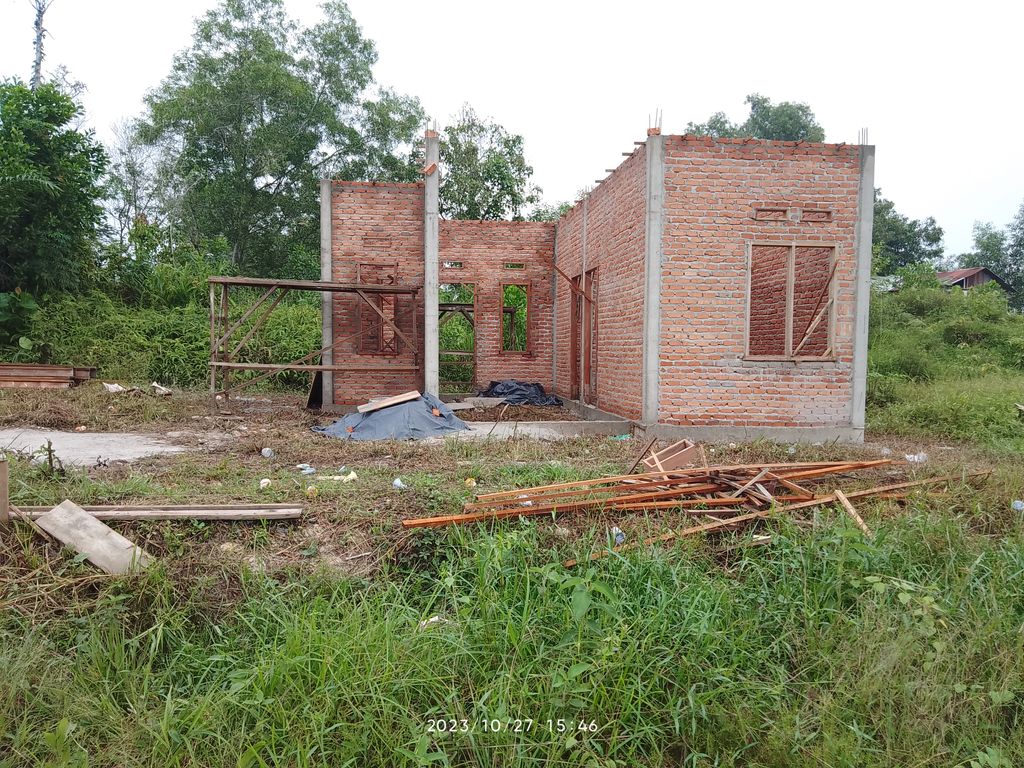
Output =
[
  {"x1": 30, "y1": 1, "x2": 54, "y2": 90},
  {"x1": 871, "y1": 189, "x2": 944, "y2": 274},
  {"x1": 137, "y1": 0, "x2": 425, "y2": 275},
  {"x1": 439, "y1": 105, "x2": 540, "y2": 220},
  {"x1": 0, "y1": 81, "x2": 107, "y2": 294},
  {"x1": 686, "y1": 93, "x2": 826, "y2": 142},
  {"x1": 962, "y1": 203, "x2": 1024, "y2": 308}
]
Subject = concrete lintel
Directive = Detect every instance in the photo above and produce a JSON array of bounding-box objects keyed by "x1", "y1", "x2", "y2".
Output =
[
  {"x1": 636, "y1": 423, "x2": 865, "y2": 445},
  {"x1": 641, "y1": 135, "x2": 665, "y2": 425},
  {"x1": 850, "y1": 145, "x2": 875, "y2": 431},
  {"x1": 319, "y1": 178, "x2": 333, "y2": 407},
  {"x1": 423, "y1": 132, "x2": 440, "y2": 396}
]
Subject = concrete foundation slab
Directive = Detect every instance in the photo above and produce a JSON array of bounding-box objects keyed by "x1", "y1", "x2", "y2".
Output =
[{"x1": 0, "y1": 428, "x2": 189, "y2": 464}]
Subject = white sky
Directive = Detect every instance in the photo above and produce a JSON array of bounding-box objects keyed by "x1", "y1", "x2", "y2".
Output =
[{"x1": 1, "y1": 0, "x2": 1020, "y2": 255}]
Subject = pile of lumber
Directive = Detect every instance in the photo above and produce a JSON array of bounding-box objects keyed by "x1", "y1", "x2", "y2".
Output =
[
  {"x1": 0, "y1": 363, "x2": 96, "y2": 390},
  {"x1": 400, "y1": 458, "x2": 987, "y2": 565}
]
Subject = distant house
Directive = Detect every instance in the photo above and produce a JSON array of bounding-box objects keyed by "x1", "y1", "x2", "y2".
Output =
[{"x1": 936, "y1": 267, "x2": 1012, "y2": 293}]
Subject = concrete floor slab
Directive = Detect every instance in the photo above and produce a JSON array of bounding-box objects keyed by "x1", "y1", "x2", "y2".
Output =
[{"x1": 0, "y1": 428, "x2": 188, "y2": 465}]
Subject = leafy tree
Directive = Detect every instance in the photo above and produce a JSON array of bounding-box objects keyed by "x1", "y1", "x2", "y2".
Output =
[
  {"x1": 871, "y1": 189, "x2": 944, "y2": 274},
  {"x1": 528, "y1": 201, "x2": 572, "y2": 222},
  {"x1": 962, "y1": 203, "x2": 1024, "y2": 308},
  {"x1": 686, "y1": 93, "x2": 826, "y2": 142},
  {"x1": 0, "y1": 80, "x2": 107, "y2": 295},
  {"x1": 439, "y1": 105, "x2": 540, "y2": 220},
  {"x1": 137, "y1": 0, "x2": 425, "y2": 275}
]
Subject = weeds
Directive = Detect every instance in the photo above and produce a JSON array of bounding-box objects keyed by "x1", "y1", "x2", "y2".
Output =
[{"x1": 3, "y1": 511, "x2": 1024, "y2": 767}]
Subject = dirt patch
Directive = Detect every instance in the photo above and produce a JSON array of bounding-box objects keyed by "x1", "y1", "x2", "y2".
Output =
[{"x1": 458, "y1": 404, "x2": 581, "y2": 422}]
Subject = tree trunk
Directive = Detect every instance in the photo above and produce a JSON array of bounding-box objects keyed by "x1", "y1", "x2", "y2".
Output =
[{"x1": 31, "y1": 1, "x2": 48, "y2": 90}]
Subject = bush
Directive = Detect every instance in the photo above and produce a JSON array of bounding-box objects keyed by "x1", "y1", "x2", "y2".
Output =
[{"x1": 27, "y1": 292, "x2": 319, "y2": 389}]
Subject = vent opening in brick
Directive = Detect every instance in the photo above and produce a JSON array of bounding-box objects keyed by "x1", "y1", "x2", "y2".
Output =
[
  {"x1": 439, "y1": 283, "x2": 475, "y2": 391},
  {"x1": 504, "y1": 262, "x2": 526, "y2": 270},
  {"x1": 748, "y1": 244, "x2": 834, "y2": 359},
  {"x1": 501, "y1": 284, "x2": 528, "y2": 352}
]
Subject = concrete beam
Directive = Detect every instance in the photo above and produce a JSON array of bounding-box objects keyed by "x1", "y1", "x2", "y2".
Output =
[
  {"x1": 850, "y1": 145, "x2": 875, "y2": 434},
  {"x1": 639, "y1": 422, "x2": 865, "y2": 444},
  {"x1": 641, "y1": 135, "x2": 665, "y2": 424},
  {"x1": 319, "y1": 178, "x2": 333, "y2": 407},
  {"x1": 423, "y1": 131, "x2": 440, "y2": 396}
]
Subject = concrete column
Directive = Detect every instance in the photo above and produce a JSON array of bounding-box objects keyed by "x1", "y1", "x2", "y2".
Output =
[
  {"x1": 423, "y1": 130, "x2": 440, "y2": 396},
  {"x1": 319, "y1": 178, "x2": 333, "y2": 407},
  {"x1": 551, "y1": 224, "x2": 559, "y2": 390},
  {"x1": 850, "y1": 144, "x2": 875, "y2": 436},
  {"x1": 641, "y1": 131, "x2": 665, "y2": 425}
]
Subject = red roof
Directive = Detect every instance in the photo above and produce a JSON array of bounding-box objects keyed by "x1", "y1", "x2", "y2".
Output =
[
  {"x1": 937, "y1": 268, "x2": 986, "y2": 282},
  {"x1": 936, "y1": 267, "x2": 1012, "y2": 292}
]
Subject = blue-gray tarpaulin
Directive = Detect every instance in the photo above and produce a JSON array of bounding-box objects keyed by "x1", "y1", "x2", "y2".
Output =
[{"x1": 313, "y1": 392, "x2": 469, "y2": 441}]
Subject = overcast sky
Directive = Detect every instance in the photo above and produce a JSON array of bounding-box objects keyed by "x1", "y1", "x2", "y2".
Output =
[{"x1": 1, "y1": 0, "x2": 1020, "y2": 255}]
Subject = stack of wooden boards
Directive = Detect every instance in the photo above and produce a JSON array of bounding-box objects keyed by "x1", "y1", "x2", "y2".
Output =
[
  {"x1": 0, "y1": 363, "x2": 96, "y2": 390},
  {"x1": 400, "y1": 458, "x2": 987, "y2": 566}
]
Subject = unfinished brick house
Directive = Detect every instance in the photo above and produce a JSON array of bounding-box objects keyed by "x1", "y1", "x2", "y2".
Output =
[{"x1": 318, "y1": 129, "x2": 875, "y2": 442}]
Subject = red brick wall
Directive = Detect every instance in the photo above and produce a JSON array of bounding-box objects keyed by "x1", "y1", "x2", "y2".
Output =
[
  {"x1": 329, "y1": 181, "x2": 424, "y2": 406},
  {"x1": 439, "y1": 220, "x2": 555, "y2": 390},
  {"x1": 659, "y1": 136, "x2": 862, "y2": 428},
  {"x1": 554, "y1": 147, "x2": 647, "y2": 419}
]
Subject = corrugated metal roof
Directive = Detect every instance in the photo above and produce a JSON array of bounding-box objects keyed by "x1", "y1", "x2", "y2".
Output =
[{"x1": 936, "y1": 267, "x2": 986, "y2": 284}]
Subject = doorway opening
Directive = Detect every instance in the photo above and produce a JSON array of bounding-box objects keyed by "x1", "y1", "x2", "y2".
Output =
[{"x1": 439, "y1": 283, "x2": 475, "y2": 393}]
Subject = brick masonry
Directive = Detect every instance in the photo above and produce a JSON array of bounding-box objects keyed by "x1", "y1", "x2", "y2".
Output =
[
  {"x1": 329, "y1": 181, "x2": 424, "y2": 406},
  {"x1": 439, "y1": 220, "x2": 555, "y2": 389},
  {"x1": 659, "y1": 136, "x2": 863, "y2": 428},
  {"x1": 325, "y1": 134, "x2": 869, "y2": 435},
  {"x1": 554, "y1": 148, "x2": 647, "y2": 419}
]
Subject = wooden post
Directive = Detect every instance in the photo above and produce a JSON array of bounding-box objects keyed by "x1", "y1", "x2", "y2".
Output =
[
  {"x1": 0, "y1": 456, "x2": 9, "y2": 525},
  {"x1": 219, "y1": 283, "x2": 230, "y2": 396},
  {"x1": 209, "y1": 282, "x2": 217, "y2": 393}
]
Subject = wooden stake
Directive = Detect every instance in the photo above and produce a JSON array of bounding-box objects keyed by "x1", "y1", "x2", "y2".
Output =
[
  {"x1": 0, "y1": 457, "x2": 8, "y2": 524},
  {"x1": 834, "y1": 489, "x2": 873, "y2": 538}
]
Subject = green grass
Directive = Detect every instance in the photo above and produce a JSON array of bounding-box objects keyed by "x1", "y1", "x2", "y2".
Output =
[
  {"x1": 868, "y1": 283, "x2": 1024, "y2": 453},
  {"x1": 3, "y1": 508, "x2": 1024, "y2": 767}
]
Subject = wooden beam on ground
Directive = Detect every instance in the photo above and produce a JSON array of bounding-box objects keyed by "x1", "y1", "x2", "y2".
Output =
[
  {"x1": 565, "y1": 509, "x2": 772, "y2": 567},
  {"x1": 474, "y1": 461, "x2": 887, "y2": 502},
  {"x1": 357, "y1": 390, "x2": 421, "y2": 413},
  {"x1": 0, "y1": 457, "x2": 8, "y2": 524},
  {"x1": 34, "y1": 500, "x2": 153, "y2": 574},
  {"x1": 14, "y1": 504, "x2": 303, "y2": 521},
  {"x1": 626, "y1": 436, "x2": 659, "y2": 474},
  {"x1": 834, "y1": 490, "x2": 873, "y2": 538},
  {"x1": 775, "y1": 472, "x2": 989, "y2": 514}
]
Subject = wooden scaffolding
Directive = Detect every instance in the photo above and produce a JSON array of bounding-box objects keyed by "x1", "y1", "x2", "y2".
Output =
[{"x1": 208, "y1": 276, "x2": 421, "y2": 398}]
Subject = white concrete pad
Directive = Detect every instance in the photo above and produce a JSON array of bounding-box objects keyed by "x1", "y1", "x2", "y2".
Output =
[{"x1": 0, "y1": 428, "x2": 187, "y2": 465}]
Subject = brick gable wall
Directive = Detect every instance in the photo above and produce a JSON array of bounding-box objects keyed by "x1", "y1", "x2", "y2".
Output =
[
  {"x1": 658, "y1": 136, "x2": 862, "y2": 428},
  {"x1": 554, "y1": 147, "x2": 647, "y2": 419}
]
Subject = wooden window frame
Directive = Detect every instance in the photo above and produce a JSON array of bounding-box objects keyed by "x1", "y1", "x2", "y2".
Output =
[
  {"x1": 744, "y1": 241, "x2": 837, "y2": 362},
  {"x1": 499, "y1": 282, "x2": 531, "y2": 355},
  {"x1": 356, "y1": 262, "x2": 400, "y2": 357}
]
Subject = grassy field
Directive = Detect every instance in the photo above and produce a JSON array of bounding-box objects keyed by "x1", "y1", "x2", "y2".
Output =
[{"x1": 1, "y1": 386, "x2": 1023, "y2": 766}]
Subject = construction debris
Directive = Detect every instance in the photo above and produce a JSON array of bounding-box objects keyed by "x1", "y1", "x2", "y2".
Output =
[
  {"x1": 314, "y1": 392, "x2": 467, "y2": 441},
  {"x1": 0, "y1": 363, "x2": 96, "y2": 390},
  {"x1": 34, "y1": 500, "x2": 152, "y2": 575},
  {"x1": 400, "y1": 459, "x2": 989, "y2": 567},
  {"x1": 641, "y1": 438, "x2": 700, "y2": 473},
  {"x1": 357, "y1": 390, "x2": 422, "y2": 413},
  {"x1": 13, "y1": 503, "x2": 302, "y2": 521},
  {"x1": 478, "y1": 380, "x2": 561, "y2": 406}
]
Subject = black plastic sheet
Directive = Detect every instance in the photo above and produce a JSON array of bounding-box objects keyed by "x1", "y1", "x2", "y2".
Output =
[{"x1": 478, "y1": 380, "x2": 562, "y2": 406}]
